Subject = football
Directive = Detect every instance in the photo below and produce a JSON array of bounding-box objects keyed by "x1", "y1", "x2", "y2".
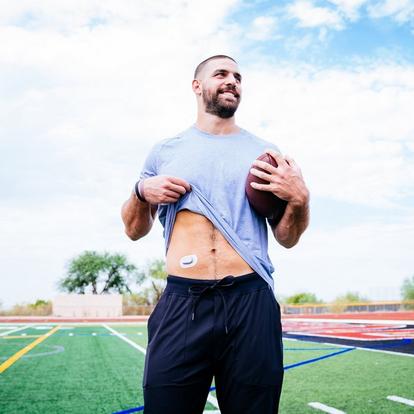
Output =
[{"x1": 245, "y1": 153, "x2": 287, "y2": 224}]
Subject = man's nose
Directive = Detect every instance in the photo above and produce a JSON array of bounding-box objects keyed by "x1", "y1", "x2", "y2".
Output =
[{"x1": 225, "y1": 74, "x2": 237, "y2": 85}]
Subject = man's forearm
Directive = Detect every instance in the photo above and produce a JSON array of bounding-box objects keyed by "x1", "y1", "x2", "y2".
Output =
[
  {"x1": 273, "y1": 201, "x2": 309, "y2": 248},
  {"x1": 121, "y1": 191, "x2": 155, "y2": 240}
]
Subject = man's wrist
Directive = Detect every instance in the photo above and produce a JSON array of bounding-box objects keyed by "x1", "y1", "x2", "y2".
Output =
[
  {"x1": 290, "y1": 188, "x2": 310, "y2": 208},
  {"x1": 134, "y1": 179, "x2": 147, "y2": 203}
]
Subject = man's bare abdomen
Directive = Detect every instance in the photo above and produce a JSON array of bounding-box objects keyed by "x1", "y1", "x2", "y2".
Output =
[{"x1": 166, "y1": 210, "x2": 253, "y2": 279}]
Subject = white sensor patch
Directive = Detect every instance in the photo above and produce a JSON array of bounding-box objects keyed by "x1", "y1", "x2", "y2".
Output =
[{"x1": 179, "y1": 254, "x2": 198, "y2": 268}]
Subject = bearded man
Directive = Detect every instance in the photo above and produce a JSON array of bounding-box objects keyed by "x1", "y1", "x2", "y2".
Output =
[{"x1": 121, "y1": 55, "x2": 309, "y2": 414}]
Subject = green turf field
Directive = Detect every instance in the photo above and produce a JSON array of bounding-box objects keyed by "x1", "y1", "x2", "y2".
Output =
[{"x1": 0, "y1": 323, "x2": 413, "y2": 413}]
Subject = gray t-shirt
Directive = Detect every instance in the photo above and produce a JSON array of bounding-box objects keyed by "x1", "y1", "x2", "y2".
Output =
[{"x1": 139, "y1": 124, "x2": 281, "y2": 291}]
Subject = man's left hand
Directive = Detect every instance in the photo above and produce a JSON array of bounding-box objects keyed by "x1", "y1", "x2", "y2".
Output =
[{"x1": 249, "y1": 149, "x2": 309, "y2": 207}]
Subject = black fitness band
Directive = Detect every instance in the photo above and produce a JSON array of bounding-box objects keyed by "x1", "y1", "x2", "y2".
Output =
[{"x1": 134, "y1": 180, "x2": 147, "y2": 203}]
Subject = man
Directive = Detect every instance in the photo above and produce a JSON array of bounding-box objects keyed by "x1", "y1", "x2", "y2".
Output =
[{"x1": 121, "y1": 55, "x2": 309, "y2": 414}]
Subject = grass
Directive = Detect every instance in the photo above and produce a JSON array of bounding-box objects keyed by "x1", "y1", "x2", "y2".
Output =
[
  {"x1": 280, "y1": 341, "x2": 414, "y2": 413},
  {"x1": 0, "y1": 324, "x2": 413, "y2": 413}
]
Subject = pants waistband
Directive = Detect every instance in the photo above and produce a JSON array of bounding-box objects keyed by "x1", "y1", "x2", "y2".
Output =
[
  {"x1": 165, "y1": 272, "x2": 268, "y2": 336},
  {"x1": 165, "y1": 271, "x2": 268, "y2": 296}
]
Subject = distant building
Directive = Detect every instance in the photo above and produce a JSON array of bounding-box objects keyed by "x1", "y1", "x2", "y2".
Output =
[{"x1": 53, "y1": 294, "x2": 122, "y2": 317}]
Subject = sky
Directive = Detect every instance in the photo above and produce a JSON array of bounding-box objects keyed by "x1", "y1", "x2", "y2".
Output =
[{"x1": 1, "y1": 0, "x2": 413, "y2": 308}]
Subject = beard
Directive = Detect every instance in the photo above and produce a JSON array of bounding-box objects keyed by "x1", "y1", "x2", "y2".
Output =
[{"x1": 202, "y1": 87, "x2": 241, "y2": 119}]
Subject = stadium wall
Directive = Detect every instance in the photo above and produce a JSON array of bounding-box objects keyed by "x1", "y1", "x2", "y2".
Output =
[{"x1": 53, "y1": 294, "x2": 122, "y2": 317}]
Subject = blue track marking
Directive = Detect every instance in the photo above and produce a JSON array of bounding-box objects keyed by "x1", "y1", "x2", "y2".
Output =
[
  {"x1": 112, "y1": 345, "x2": 355, "y2": 414},
  {"x1": 113, "y1": 407, "x2": 144, "y2": 413},
  {"x1": 284, "y1": 347, "x2": 355, "y2": 370}
]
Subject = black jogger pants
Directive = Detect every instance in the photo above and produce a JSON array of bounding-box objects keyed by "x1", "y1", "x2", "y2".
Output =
[{"x1": 143, "y1": 272, "x2": 284, "y2": 414}]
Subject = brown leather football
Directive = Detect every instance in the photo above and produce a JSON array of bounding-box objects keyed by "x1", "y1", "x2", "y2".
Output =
[{"x1": 245, "y1": 153, "x2": 287, "y2": 224}]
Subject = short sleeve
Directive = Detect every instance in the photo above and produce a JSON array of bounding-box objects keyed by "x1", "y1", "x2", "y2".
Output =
[{"x1": 139, "y1": 142, "x2": 163, "y2": 180}]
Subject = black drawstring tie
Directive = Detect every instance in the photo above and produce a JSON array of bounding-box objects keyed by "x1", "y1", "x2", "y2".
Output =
[{"x1": 188, "y1": 276, "x2": 235, "y2": 334}]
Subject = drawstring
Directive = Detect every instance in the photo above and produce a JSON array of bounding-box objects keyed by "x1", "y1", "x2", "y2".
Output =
[{"x1": 188, "y1": 276, "x2": 235, "y2": 335}]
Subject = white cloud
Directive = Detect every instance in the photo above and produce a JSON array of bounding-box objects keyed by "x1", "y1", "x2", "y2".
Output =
[
  {"x1": 238, "y1": 62, "x2": 414, "y2": 207},
  {"x1": 327, "y1": 0, "x2": 369, "y2": 20},
  {"x1": 246, "y1": 16, "x2": 278, "y2": 40},
  {"x1": 0, "y1": 0, "x2": 413, "y2": 309},
  {"x1": 271, "y1": 217, "x2": 414, "y2": 301},
  {"x1": 287, "y1": 0, "x2": 344, "y2": 29},
  {"x1": 0, "y1": 0, "x2": 242, "y2": 307},
  {"x1": 368, "y1": 0, "x2": 414, "y2": 23},
  {"x1": 0, "y1": 200, "x2": 166, "y2": 307}
]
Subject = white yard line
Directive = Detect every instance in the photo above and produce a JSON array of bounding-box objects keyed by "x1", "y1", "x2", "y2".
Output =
[
  {"x1": 102, "y1": 324, "x2": 147, "y2": 355},
  {"x1": 387, "y1": 395, "x2": 414, "y2": 407},
  {"x1": 308, "y1": 402, "x2": 346, "y2": 414},
  {"x1": 0, "y1": 325, "x2": 30, "y2": 337}
]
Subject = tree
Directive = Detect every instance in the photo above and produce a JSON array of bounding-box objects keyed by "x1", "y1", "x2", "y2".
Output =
[
  {"x1": 59, "y1": 251, "x2": 138, "y2": 294},
  {"x1": 330, "y1": 291, "x2": 369, "y2": 313},
  {"x1": 285, "y1": 292, "x2": 322, "y2": 304},
  {"x1": 136, "y1": 258, "x2": 168, "y2": 304},
  {"x1": 401, "y1": 275, "x2": 414, "y2": 309},
  {"x1": 401, "y1": 275, "x2": 414, "y2": 301},
  {"x1": 334, "y1": 291, "x2": 369, "y2": 303}
]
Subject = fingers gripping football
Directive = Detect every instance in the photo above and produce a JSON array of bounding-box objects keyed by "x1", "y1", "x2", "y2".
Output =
[
  {"x1": 141, "y1": 175, "x2": 191, "y2": 204},
  {"x1": 250, "y1": 149, "x2": 308, "y2": 206}
]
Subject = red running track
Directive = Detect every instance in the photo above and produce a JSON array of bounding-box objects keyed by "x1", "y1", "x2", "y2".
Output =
[{"x1": 282, "y1": 312, "x2": 414, "y2": 320}]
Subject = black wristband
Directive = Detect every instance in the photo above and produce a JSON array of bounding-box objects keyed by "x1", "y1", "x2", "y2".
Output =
[{"x1": 134, "y1": 180, "x2": 147, "y2": 203}]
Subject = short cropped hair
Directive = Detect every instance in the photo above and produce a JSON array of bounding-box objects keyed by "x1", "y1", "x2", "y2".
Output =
[{"x1": 194, "y1": 55, "x2": 237, "y2": 79}]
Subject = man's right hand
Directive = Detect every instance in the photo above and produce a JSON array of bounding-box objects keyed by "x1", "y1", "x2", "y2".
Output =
[{"x1": 141, "y1": 175, "x2": 191, "y2": 204}]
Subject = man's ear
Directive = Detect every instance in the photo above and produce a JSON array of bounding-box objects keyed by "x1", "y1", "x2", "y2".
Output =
[{"x1": 192, "y1": 79, "x2": 202, "y2": 95}]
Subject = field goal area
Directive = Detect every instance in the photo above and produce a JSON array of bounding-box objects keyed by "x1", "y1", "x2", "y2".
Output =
[{"x1": 0, "y1": 312, "x2": 413, "y2": 413}]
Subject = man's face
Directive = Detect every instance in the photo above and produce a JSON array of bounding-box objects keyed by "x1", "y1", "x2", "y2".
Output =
[{"x1": 199, "y1": 58, "x2": 242, "y2": 119}]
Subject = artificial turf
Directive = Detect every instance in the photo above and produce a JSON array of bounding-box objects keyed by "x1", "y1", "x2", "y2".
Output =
[
  {"x1": 0, "y1": 325, "x2": 145, "y2": 414},
  {"x1": 280, "y1": 341, "x2": 414, "y2": 413},
  {"x1": 0, "y1": 324, "x2": 413, "y2": 413}
]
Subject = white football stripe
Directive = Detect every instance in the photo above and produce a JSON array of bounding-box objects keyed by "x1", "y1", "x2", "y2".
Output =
[
  {"x1": 387, "y1": 395, "x2": 414, "y2": 407},
  {"x1": 102, "y1": 324, "x2": 147, "y2": 355},
  {"x1": 308, "y1": 402, "x2": 346, "y2": 414},
  {"x1": 0, "y1": 325, "x2": 30, "y2": 337}
]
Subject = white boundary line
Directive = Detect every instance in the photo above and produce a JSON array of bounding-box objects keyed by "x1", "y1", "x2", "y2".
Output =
[
  {"x1": 102, "y1": 324, "x2": 147, "y2": 354},
  {"x1": 353, "y1": 345, "x2": 414, "y2": 358},
  {"x1": 207, "y1": 394, "x2": 220, "y2": 408},
  {"x1": 308, "y1": 402, "x2": 346, "y2": 413},
  {"x1": 204, "y1": 394, "x2": 221, "y2": 413},
  {"x1": 287, "y1": 331, "x2": 390, "y2": 341},
  {"x1": 0, "y1": 325, "x2": 31, "y2": 337},
  {"x1": 283, "y1": 337, "x2": 414, "y2": 358},
  {"x1": 387, "y1": 395, "x2": 414, "y2": 407}
]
